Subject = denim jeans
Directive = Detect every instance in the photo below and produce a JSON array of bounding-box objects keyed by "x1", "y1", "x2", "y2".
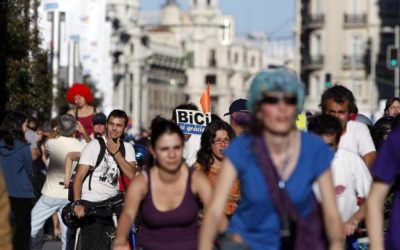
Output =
[{"x1": 31, "y1": 194, "x2": 69, "y2": 250}]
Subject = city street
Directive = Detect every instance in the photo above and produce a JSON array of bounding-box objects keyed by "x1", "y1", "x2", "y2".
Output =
[{"x1": 43, "y1": 240, "x2": 61, "y2": 250}]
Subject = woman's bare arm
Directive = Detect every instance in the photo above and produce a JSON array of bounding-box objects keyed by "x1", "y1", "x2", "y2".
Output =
[
  {"x1": 317, "y1": 168, "x2": 344, "y2": 250},
  {"x1": 367, "y1": 181, "x2": 390, "y2": 250},
  {"x1": 199, "y1": 159, "x2": 237, "y2": 250},
  {"x1": 113, "y1": 174, "x2": 147, "y2": 250}
]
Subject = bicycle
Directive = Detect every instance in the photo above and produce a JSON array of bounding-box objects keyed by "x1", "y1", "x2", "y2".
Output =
[{"x1": 62, "y1": 193, "x2": 135, "y2": 250}]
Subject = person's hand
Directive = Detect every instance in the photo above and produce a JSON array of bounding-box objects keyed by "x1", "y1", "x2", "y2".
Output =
[
  {"x1": 64, "y1": 176, "x2": 70, "y2": 189},
  {"x1": 344, "y1": 220, "x2": 358, "y2": 236},
  {"x1": 76, "y1": 121, "x2": 88, "y2": 135},
  {"x1": 106, "y1": 137, "x2": 120, "y2": 156},
  {"x1": 73, "y1": 204, "x2": 86, "y2": 218},
  {"x1": 112, "y1": 239, "x2": 130, "y2": 250}
]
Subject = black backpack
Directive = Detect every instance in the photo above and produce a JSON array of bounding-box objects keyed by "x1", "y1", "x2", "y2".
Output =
[{"x1": 68, "y1": 137, "x2": 126, "y2": 202}]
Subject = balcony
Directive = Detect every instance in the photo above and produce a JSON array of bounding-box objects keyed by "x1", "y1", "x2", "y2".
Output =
[
  {"x1": 302, "y1": 54, "x2": 324, "y2": 71},
  {"x1": 342, "y1": 55, "x2": 365, "y2": 70},
  {"x1": 343, "y1": 14, "x2": 367, "y2": 28},
  {"x1": 303, "y1": 14, "x2": 325, "y2": 30}
]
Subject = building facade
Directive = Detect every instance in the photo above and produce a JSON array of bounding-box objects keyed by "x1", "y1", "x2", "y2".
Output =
[
  {"x1": 295, "y1": 0, "x2": 380, "y2": 115},
  {"x1": 113, "y1": 0, "x2": 263, "y2": 133}
]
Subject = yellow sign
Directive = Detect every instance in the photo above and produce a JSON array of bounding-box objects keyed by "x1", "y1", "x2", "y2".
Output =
[{"x1": 296, "y1": 114, "x2": 307, "y2": 130}]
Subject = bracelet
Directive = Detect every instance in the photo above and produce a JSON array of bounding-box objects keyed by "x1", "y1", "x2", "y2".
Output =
[{"x1": 112, "y1": 150, "x2": 120, "y2": 156}]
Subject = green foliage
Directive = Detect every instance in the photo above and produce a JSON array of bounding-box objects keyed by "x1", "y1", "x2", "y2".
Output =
[{"x1": 2, "y1": 0, "x2": 52, "y2": 121}]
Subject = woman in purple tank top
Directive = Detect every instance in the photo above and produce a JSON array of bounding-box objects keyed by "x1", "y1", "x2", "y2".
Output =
[{"x1": 113, "y1": 116, "x2": 212, "y2": 250}]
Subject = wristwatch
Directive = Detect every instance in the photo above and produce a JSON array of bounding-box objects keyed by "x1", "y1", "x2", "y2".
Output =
[{"x1": 72, "y1": 200, "x2": 83, "y2": 207}]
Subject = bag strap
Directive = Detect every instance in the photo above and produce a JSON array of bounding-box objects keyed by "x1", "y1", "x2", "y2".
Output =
[
  {"x1": 253, "y1": 136, "x2": 299, "y2": 220},
  {"x1": 117, "y1": 142, "x2": 128, "y2": 191},
  {"x1": 88, "y1": 137, "x2": 107, "y2": 191}
]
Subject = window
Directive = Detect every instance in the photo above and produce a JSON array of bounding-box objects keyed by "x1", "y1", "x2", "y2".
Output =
[
  {"x1": 311, "y1": 33, "x2": 322, "y2": 57},
  {"x1": 312, "y1": 74, "x2": 321, "y2": 97},
  {"x1": 129, "y1": 74, "x2": 133, "y2": 112},
  {"x1": 352, "y1": 80, "x2": 363, "y2": 96},
  {"x1": 251, "y1": 56, "x2": 256, "y2": 67},
  {"x1": 351, "y1": 34, "x2": 363, "y2": 57},
  {"x1": 205, "y1": 74, "x2": 217, "y2": 85},
  {"x1": 209, "y1": 49, "x2": 216, "y2": 67},
  {"x1": 351, "y1": 0, "x2": 362, "y2": 14},
  {"x1": 186, "y1": 51, "x2": 194, "y2": 68},
  {"x1": 234, "y1": 52, "x2": 239, "y2": 64},
  {"x1": 130, "y1": 43, "x2": 134, "y2": 55},
  {"x1": 315, "y1": 0, "x2": 323, "y2": 14},
  {"x1": 211, "y1": 96, "x2": 218, "y2": 114}
]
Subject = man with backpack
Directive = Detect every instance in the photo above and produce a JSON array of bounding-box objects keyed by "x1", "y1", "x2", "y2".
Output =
[{"x1": 72, "y1": 109, "x2": 136, "y2": 249}]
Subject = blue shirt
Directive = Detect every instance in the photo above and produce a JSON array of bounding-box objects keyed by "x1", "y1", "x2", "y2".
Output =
[
  {"x1": 0, "y1": 139, "x2": 33, "y2": 198},
  {"x1": 371, "y1": 127, "x2": 400, "y2": 250},
  {"x1": 225, "y1": 132, "x2": 334, "y2": 250}
]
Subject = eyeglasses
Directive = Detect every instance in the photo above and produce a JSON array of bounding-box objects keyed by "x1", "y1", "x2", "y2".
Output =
[
  {"x1": 261, "y1": 95, "x2": 298, "y2": 106},
  {"x1": 212, "y1": 138, "x2": 231, "y2": 145}
]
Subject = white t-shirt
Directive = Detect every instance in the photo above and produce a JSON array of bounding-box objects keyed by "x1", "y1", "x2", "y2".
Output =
[
  {"x1": 314, "y1": 148, "x2": 372, "y2": 222},
  {"x1": 42, "y1": 136, "x2": 85, "y2": 199},
  {"x1": 183, "y1": 134, "x2": 201, "y2": 167},
  {"x1": 338, "y1": 121, "x2": 376, "y2": 158},
  {"x1": 79, "y1": 136, "x2": 136, "y2": 202}
]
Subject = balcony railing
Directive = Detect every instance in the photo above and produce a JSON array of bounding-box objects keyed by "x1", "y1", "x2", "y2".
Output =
[
  {"x1": 303, "y1": 14, "x2": 325, "y2": 30},
  {"x1": 342, "y1": 55, "x2": 365, "y2": 70},
  {"x1": 302, "y1": 54, "x2": 324, "y2": 70},
  {"x1": 343, "y1": 14, "x2": 367, "y2": 28}
]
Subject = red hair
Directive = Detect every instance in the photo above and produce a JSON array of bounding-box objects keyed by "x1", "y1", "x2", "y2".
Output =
[{"x1": 66, "y1": 83, "x2": 94, "y2": 104}]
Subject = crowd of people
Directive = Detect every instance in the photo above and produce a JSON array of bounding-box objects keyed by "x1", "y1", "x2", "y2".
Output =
[{"x1": 0, "y1": 67, "x2": 399, "y2": 250}]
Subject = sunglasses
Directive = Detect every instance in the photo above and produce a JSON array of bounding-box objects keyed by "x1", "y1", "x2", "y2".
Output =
[{"x1": 261, "y1": 95, "x2": 298, "y2": 105}]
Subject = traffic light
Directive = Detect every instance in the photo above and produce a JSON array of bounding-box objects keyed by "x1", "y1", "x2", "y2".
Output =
[
  {"x1": 325, "y1": 73, "x2": 332, "y2": 88},
  {"x1": 387, "y1": 45, "x2": 399, "y2": 69}
]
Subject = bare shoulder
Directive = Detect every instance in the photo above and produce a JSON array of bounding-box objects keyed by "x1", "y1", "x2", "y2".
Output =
[
  {"x1": 191, "y1": 168, "x2": 210, "y2": 193},
  {"x1": 127, "y1": 172, "x2": 148, "y2": 198}
]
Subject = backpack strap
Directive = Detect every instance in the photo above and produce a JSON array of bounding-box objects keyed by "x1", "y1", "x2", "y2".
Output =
[
  {"x1": 88, "y1": 137, "x2": 106, "y2": 191},
  {"x1": 117, "y1": 142, "x2": 127, "y2": 191}
]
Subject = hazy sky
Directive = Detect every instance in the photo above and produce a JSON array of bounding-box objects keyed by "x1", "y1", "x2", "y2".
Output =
[{"x1": 140, "y1": 0, "x2": 295, "y2": 37}]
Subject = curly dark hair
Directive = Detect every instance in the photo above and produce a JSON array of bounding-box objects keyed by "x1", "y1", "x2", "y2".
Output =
[
  {"x1": 196, "y1": 120, "x2": 235, "y2": 173},
  {"x1": 319, "y1": 85, "x2": 358, "y2": 114},
  {"x1": 0, "y1": 111, "x2": 28, "y2": 150}
]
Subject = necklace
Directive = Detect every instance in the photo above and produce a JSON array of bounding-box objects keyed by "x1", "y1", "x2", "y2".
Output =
[{"x1": 278, "y1": 132, "x2": 297, "y2": 189}]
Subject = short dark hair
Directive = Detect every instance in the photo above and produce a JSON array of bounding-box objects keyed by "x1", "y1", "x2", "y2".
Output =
[
  {"x1": 171, "y1": 103, "x2": 198, "y2": 122},
  {"x1": 108, "y1": 109, "x2": 128, "y2": 127},
  {"x1": 319, "y1": 85, "x2": 358, "y2": 114},
  {"x1": 307, "y1": 114, "x2": 342, "y2": 145}
]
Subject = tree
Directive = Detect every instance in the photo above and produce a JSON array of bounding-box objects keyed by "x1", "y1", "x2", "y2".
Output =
[{"x1": 1, "y1": 0, "x2": 52, "y2": 121}]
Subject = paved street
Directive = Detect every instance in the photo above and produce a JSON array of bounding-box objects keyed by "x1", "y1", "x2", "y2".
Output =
[{"x1": 43, "y1": 239, "x2": 61, "y2": 250}]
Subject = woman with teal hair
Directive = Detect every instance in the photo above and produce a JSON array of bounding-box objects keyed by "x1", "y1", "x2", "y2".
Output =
[{"x1": 199, "y1": 67, "x2": 344, "y2": 250}]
